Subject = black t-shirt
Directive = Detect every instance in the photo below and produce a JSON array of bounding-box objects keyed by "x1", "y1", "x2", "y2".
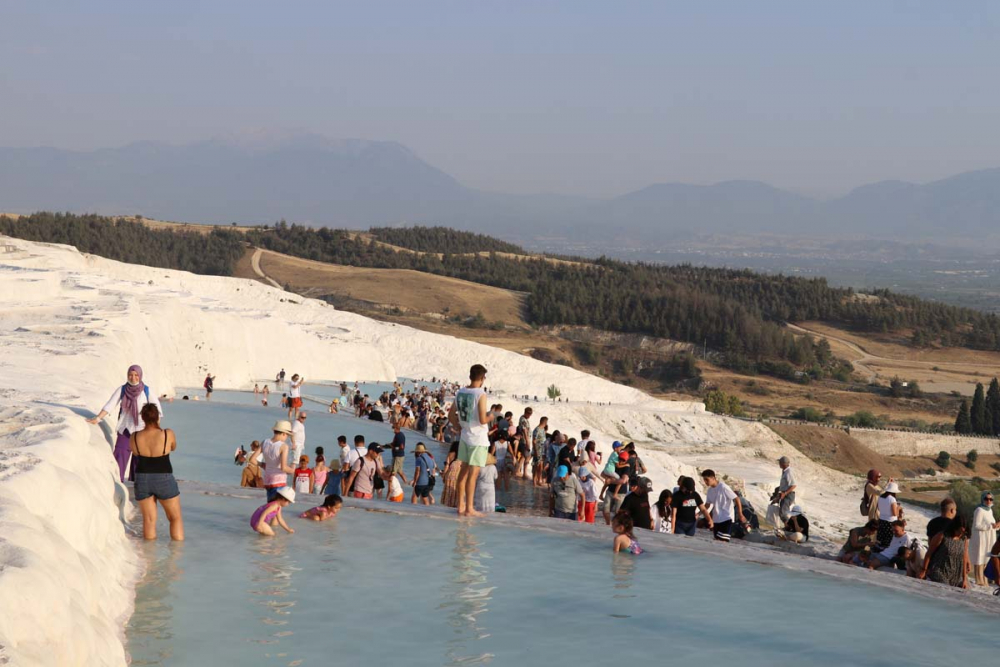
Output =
[
  {"x1": 671, "y1": 490, "x2": 704, "y2": 524},
  {"x1": 557, "y1": 444, "x2": 578, "y2": 469},
  {"x1": 926, "y1": 516, "x2": 951, "y2": 539},
  {"x1": 785, "y1": 515, "x2": 810, "y2": 540},
  {"x1": 620, "y1": 491, "x2": 652, "y2": 530}
]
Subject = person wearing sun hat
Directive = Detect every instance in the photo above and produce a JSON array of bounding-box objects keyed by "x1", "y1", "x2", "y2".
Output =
[
  {"x1": 250, "y1": 486, "x2": 296, "y2": 536},
  {"x1": 411, "y1": 442, "x2": 437, "y2": 505},
  {"x1": 876, "y1": 481, "x2": 903, "y2": 549},
  {"x1": 261, "y1": 420, "x2": 295, "y2": 502}
]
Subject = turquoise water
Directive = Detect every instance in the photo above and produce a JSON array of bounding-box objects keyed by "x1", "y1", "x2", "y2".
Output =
[
  {"x1": 127, "y1": 489, "x2": 999, "y2": 666},
  {"x1": 159, "y1": 396, "x2": 551, "y2": 513}
]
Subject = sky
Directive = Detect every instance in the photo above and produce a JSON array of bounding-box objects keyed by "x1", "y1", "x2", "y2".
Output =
[{"x1": 2, "y1": 1, "x2": 999, "y2": 198}]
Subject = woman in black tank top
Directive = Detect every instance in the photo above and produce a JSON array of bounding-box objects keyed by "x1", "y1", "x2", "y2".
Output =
[{"x1": 130, "y1": 403, "x2": 184, "y2": 541}]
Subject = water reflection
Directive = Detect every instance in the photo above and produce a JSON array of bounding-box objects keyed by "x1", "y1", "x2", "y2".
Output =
[
  {"x1": 438, "y1": 526, "x2": 495, "y2": 664},
  {"x1": 126, "y1": 540, "x2": 185, "y2": 666},
  {"x1": 247, "y1": 535, "x2": 300, "y2": 650}
]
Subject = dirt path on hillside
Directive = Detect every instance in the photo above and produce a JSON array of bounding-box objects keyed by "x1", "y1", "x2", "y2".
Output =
[{"x1": 250, "y1": 248, "x2": 282, "y2": 289}]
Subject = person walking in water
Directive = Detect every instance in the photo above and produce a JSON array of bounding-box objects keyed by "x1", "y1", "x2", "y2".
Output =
[
  {"x1": 130, "y1": 403, "x2": 183, "y2": 541},
  {"x1": 203, "y1": 373, "x2": 215, "y2": 401},
  {"x1": 448, "y1": 364, "x2": 492, "y2": 517},
  {"x1": 261, "y1": 421, "x2": 296, "y2": 502},
  {"x1": 88, "y1": 364, "x2": 163, "y2": 482},
  {"x1": 290, "y1": 411, "x2": 307, "y2": 468},
  {"x1": 287, "y1": 374, "x2": 305, "y2": 420}
]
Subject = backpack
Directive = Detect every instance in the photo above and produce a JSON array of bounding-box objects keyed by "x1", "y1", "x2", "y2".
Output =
[
  {"x1": 860, "y1": 491, "x2": 873, "y2": 517},
  {"x1": 118, "y1": 384, "x2": 151, "y2": 418}
]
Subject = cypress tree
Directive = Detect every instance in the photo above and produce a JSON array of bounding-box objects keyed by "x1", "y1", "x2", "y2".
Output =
[
  {"x1": 955, "y1": 399, "x2": 972, "y2": 434},
  {"x1": 987, "y1": 377, "x2": 1000, "y2": 436},
  {"x1": 971, "y1": 383, "x2": 988, "y2": 435}
]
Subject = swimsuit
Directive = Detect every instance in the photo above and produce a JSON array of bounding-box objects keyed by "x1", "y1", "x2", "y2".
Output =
[
  {"x1": 250, "y1": 502, "x2": 280, "y2": 531},
  {"x1": 628, "y1": 538, "x2": 643, "y2": 555}
]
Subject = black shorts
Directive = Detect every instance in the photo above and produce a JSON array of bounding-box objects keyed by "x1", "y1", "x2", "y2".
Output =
[
  {"x1": 414, "y1": 484, "x2": 431, "y2": 498},
  {"x1": 713, "y1": 520, "x2": 733, "y2": 541}
]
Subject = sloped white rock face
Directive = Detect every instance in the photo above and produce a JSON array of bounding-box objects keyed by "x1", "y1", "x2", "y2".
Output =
[{"x1": 0, "y1": 236, "x2": 880, "y2": 665}]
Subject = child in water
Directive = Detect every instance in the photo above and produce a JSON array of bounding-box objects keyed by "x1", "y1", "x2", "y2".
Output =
[
  {"x1": 612, "y1": 512, "x2": 643, "y2": 554},
  {"x1": 294, "y1": 455, "x2": 314, "y2": 494},
  {"x1": 383, "y1": 469, "x2": 405, "y2": 502},
  {"x1": 299, "y1": 494, "x2": 343, "y2": 521},
  {"x1": 250, "y1": 487, "x2": 296, "y2": 536}
]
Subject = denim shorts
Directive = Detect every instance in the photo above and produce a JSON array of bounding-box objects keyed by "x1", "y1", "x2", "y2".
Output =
[
  {"x1": 676, "y1": 521, "x2": 697, "y2": 536},
  {"x1": 134, "y1": 473, "x2": 180, "y2": 501}
]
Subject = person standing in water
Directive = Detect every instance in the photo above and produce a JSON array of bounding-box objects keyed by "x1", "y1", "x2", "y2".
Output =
[
  {"x1": 448, "y1": 364, "x2": 492, "y2": 517},
  {"x1": 130, "y1": 403, "x2": 183, "y2": 541},
  {"x1": 203, "y1": 373, "x2": 215, "y2": 401},
  {"x1": 88, "y1": 364, "x2": 163, "y2": 482},
  {"x1": 261, "y1": 421, "x2": 296, "y2": 502},
  {"x1": 287, "y1": 374, "x2": 305, "y2": 420}
]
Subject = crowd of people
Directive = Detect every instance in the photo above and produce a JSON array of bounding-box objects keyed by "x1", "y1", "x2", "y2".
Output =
[{"x1": 89, "y1": 364, "x2": 1000, "y2": 591}]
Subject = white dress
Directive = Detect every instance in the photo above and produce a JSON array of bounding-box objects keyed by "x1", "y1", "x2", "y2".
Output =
[
  {"x1": 474, "y1": 464, "x2": 497, "y2": 513},
  {"x1": 970, "y1": 505, "x2": 996, "y2": 566}
]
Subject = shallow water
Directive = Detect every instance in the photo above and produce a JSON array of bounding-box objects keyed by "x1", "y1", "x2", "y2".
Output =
[
  {"x1": 127, "y1": 489, "x2": 1000, "y2": 666},
  {"x1": 160, "y1": 394, "x2": 552, "y2": 516}
]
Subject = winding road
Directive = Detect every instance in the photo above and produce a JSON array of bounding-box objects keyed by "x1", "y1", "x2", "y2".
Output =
[{"x1": 250, "y1": 248, "x2": 282, "y2": 289}]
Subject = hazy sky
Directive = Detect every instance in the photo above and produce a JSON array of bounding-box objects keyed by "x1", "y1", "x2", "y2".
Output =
[{"x1": 2, "y1": 1, "x2": 999, "y2": 197}]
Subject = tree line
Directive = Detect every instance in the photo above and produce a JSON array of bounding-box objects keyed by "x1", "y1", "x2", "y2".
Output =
[
  {"x1": 954, "y1": 379, "x2": 1000, "y2": 436},
  {"x1": 6, "y1": 215, "x2": 1000, "y2": 377},
  {"x1": 0, "y1": 212, "x2": 245, "y2": 276},
  {"x1": 369, "y1": 226, "x2": 524, "y2": 254}
]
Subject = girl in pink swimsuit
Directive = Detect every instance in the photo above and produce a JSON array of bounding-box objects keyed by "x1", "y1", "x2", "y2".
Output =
[{"x1": 250, "y1": 487, "x2": 296, "y2": 536}]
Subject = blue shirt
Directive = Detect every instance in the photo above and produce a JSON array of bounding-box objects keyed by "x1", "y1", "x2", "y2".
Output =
[{"x1": 415, "y1": 453, "x2": 434, "y2": 486}]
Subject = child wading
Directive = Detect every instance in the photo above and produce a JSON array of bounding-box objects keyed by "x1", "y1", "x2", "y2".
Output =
[
  {"x1": 612, "y1": 512, "x2": 643, "y2": 554},
  {"x1": 251, "y1": 487, "x2": 296, "y2": 536}
]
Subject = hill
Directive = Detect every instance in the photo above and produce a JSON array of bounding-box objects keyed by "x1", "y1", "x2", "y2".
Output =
[{"x1": 5, "y1": 133, "x2": 1000, "y2": 244}]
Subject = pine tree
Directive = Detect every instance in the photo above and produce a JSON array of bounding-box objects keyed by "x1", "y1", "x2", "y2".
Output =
[
  {"x1": 987, "y1": 377, "x2": 1000, "y2": 436},
  {"x1": 971, "y1": 383, "x2": 988, "y2": 435},
  {"x1": 955, "y1": 399, "x2": 972, "y2": 434}
]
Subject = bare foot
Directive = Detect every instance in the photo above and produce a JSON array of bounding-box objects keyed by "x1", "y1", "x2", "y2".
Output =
[{"x1": 466, "y1": 509, "x2": 484, "y2": 518}]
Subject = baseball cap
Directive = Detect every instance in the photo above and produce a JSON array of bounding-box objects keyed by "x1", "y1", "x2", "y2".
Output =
[
  {"x1": 369, "y1": 444, "x2": 385, "y2": 454},
  {"x1": 577, "y1": 466, "x2": 590, "y2": 479},
  {"x1": 612, "y1": 441, "x2": 623, "y2": 449},
  {"x1": 557, "y1": 465, "x2": 569, "y2": 478}
]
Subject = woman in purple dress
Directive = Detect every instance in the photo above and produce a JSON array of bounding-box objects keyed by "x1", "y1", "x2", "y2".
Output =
[{"x1": 87, "y1": 364, "x2": 162, "y2": 481}]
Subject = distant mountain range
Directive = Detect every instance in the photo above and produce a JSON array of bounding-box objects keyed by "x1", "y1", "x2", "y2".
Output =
[{"x1": 2, "y1": 132, "x2": 999, "y2": 246}]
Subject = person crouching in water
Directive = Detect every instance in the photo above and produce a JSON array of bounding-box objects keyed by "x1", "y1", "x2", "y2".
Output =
[
  {"x1": 612, "y1": 511, "x2": 643, "y2": 554},
  {"x1": 251, "y1": 487, "x2": 296, "y2": 536},
  {"x1": 299, "y1": 494, "x2": 343, "y2": 521},
  {"x1": 383, "y1": 468, "x2": 405, "y2": 503}
]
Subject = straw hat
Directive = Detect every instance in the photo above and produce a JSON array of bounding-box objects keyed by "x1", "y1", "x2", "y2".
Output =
[
  {"x1": 276, "y1": 487, "x2": 296, "y2": 503},
  {"x1": 414, "y1": 443, "x2": 428, "y2": 454},
  {"x1": 272, "y1": 420, "x2": 293, "y2": 434}
]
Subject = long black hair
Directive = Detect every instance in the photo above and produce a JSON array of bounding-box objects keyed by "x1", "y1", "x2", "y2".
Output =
[{"x1": 655, "y1": 489, "x2": 672, "y2": 517}]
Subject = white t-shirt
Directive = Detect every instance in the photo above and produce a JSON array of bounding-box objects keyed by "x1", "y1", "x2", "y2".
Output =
[
  {"x1": 290, "y1": 380, "x2": 303, "y2": 398},
  {"x1": 877, "y1": 495, "x2": 899, "y2": 522},
  {"x1": 706, "y1": 481, "x2": 738, "y2": 522},
  {"x1": 387, "y1": 474, "x2": 403, "y2": 499},
  {"x1": 339, "y1": 445, "x2": 351, "y2": 470},
  {"x1": 579, "y1": 476, "x2": 597, "y2": 503},
  {"x1": 455, "y1": 386, "x2": 489, "y2": 448}
]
